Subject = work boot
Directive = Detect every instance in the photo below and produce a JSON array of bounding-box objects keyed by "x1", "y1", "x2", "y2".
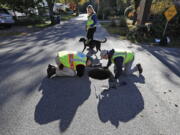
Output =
[
  {"x1": 136, "y1": 64, "x2": 143, "y2": 74},
  {"x1": 47, "y1": 64, "x2": 56, "y2": 78}
]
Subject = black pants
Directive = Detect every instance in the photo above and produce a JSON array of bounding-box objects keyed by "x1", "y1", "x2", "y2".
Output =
[
  {"x1": 87, "y1": 27, "x2": 96, "y2": 41},
  {"x1": 114, "y1": 57, "x2": 124, "y2": 79}
]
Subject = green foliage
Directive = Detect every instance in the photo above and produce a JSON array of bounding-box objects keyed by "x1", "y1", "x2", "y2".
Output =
[
  {"x1": 127, "y1": 25, "x2": 153, "y2": 43},
  {"x1": 0, "y1": 0, "x2": 40, "y2": 14},
  {"x1": 101, "y1": 22, "x2": 129, "y2": 36},
  {"x1": 151, "y1": 0, "x2": 172, "y2": 14},
  {"x1": 98, "y1": 0, "x2": 134, "y2": 19},
  {"x1": 119, "y1": 16, "x2": 127, "y2": 27},
  {"x1": 16, "y1": 15, "x2": 46, "y2": 26},
  {"x1": 98, "y1": 7, "x2": 116, "y2": 19}
]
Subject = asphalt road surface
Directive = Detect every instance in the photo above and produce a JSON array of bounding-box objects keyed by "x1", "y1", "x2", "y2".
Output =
[{"x1": 0, "y1": 14, "x2": 180, "y2": 135}]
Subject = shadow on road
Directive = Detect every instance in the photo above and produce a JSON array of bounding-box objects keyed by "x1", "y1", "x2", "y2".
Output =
[
  {"x1": 136, "y1": 45, "x2": 180, "y2": 78},
  {"x1": 34, "y1": 75, "x2": 91, "y2": 132},
  {"x1": 97, "y1": 74, "x2": 145, "y2": 127},
  {"x1": 147, "y1": 48, "x2": 180, "y2": 78},
  {"x1": 0, "y1": 17, "x2": 87, "y2": 106}
]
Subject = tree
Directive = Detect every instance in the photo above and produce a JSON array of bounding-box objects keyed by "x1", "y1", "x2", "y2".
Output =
[
  {"x1": 136, "y1": 0, "x2": 152, "y2": 25},
  {"x1": 46, "y1": 0, "x2": 56, "y2": 24},
  {"x1": 0, "y1": 0, "x2": 44, "y2": 20},
  {"x1": 0, "y1": 0, "x2": 38, "y2": 15}
]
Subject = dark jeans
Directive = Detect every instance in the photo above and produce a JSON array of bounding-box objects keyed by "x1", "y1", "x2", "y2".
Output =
[
  {"x1": 87, "y1": 27, "x2": 96, "y2": 41},
  {"x1": 114, "y1": 57, "x2": 124, "y2": 79}
]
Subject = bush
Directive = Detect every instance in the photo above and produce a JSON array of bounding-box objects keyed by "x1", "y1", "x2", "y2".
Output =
[
  {"x1": 16, "y1": 15, "x2": 46, "y2": 26},
  {"x1": 151, "y1": 0, "x2": 172, "y2": 15},
  {"x1": 110, "y1": 19, "x2": 117, "y2": 27},
  {"x1": 110, "y1": 16, "x2": 127, "y2": 27},
  {"x1": 98, "y1": 7, "x2": 116, "y2": 19},
  {"x1": 127, "y1": 24, "x2": 154, "y2": 43},
  {"x1": 119, "y1": 16, "x2": 127, "y2": 27}
]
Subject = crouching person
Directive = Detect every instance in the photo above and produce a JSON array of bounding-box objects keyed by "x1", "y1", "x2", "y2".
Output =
[
  {"x1": 47, "y1": 51, "x2": 93, "y2": 78},
  {"x1": 100, "y1": 49, "x2": 143, "y2": 87}
]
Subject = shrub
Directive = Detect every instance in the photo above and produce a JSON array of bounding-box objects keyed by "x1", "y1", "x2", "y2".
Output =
[
  {"x1": 119, "y1": 16, "x2": 127, "y2": 27},
  {"x1": 16, "y1": 15, "x2": 45, "y2": 25}
]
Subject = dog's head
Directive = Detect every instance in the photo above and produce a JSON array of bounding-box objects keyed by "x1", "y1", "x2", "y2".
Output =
[{"x1": 79, "y1": 37, "x2": 86, "y2": 42}]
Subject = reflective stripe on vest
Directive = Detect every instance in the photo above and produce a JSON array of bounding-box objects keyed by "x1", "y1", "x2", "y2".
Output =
[
  {"x1": 58, "y1": 51, "x2": 86, "y2": 70},
  {"x1": 68, "y1": 54, "x2": 74, "y2": 69}
]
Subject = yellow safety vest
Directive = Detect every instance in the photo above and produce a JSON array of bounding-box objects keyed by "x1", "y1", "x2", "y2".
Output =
[
  {"x1": 58, "y1": 51, "x2": 87, "y2": 70},
  {"x1": 111, "y1": 50, "x2": 134, "y2": 64},
  {"x1": 86, "y1": 14, "x2": 96, "y2": 30}
]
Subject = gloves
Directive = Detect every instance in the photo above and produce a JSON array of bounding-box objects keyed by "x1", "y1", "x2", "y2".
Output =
[{"x1": 59, "y1": 64, "x2": 64, "y2": 70}]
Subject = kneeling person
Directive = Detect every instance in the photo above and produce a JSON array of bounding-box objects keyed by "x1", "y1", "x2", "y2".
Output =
[
  {"x1": 47, "y1": 51, "x2": 92, "y2": 78},
  {"x1": 100, "y1": 49, "x2": 143, "y2": 80}
]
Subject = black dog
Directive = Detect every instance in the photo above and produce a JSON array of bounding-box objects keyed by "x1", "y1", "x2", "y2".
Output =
[{"x1": 79, "y1": 37, "x2": 107, "y2": 53}]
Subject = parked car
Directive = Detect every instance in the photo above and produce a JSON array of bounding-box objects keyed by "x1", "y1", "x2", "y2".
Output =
[{"x1": 0, "y1": 8, "x2": 15, "y2": 28}]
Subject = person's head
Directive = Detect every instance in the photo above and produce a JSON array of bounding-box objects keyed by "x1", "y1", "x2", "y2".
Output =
[
  {"x1": 100, "y1": 50, "x2": 108, "y2": 59},
  {"x1": 86, "y1": 5, "x2": 95, "y2": 15},
  {"x1": 86, "y1": 56, "x2": 93, "y2": 66}
]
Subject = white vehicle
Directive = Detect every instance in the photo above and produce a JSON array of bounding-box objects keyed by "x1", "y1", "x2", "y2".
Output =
[
  {"x1": 0, "y1": 8, "x2": 15, "y2": 28},
  {"x1": 54, "y1": 3, "x2": 69, "y2": 13}
]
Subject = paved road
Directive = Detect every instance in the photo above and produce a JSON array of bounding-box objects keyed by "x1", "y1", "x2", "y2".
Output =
[{"x1": 0, "y1": 14, "x2": 180, "y2": 135}]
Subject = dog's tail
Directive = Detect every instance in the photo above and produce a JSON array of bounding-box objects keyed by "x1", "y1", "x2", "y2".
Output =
[{"x1": 100, "y1": 38, "x2": 107, "y2": 43}]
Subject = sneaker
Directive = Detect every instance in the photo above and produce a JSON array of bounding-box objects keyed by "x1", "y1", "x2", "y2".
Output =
[{"x1": 136, "y1": 64, "x2": 143, "y2": 74}]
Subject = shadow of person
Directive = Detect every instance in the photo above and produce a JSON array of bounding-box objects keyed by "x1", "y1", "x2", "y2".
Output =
[
  {"x1": 34, "y1": 75, "x2": 91, "y2": 132},
  {"x1": 97, "y1": 74, "x2": 145, "y2": 127}
]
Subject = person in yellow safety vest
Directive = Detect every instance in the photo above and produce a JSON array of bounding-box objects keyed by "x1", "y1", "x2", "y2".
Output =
[
  {"x1": 47, "y1": 51, "x2": 93, "y2": 78},
  {"x1": 86, "y1": 5, "x2": 97, "y2": 44},
  {"x1": 100, "y1": 49, "x2": 143, "y2": 80}
]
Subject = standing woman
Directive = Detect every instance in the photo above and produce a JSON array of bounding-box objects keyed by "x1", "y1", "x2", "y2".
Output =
[{"x1": 86, "y1": 5, "x2": 97, "y2": 44}]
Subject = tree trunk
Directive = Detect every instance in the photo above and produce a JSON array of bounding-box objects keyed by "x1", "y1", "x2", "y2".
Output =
[
  {"x1": 12, "y1": 6, "x2": 17, "y2": 21},
  {"x1": 132, "y1": 0, "x2": 141, "y2": 25},
  {"x1": 47, "y1": 0, "x2": 55, "y2": 24},
  {"x1": 12, "y1": 8, "x2": 17, "y2": 21},
  {"x1": 134, "y1": 0, "x2": 141, "y2": 10},
  {"x1": 75, "y1": 0, "x2": 79, "y2": 16},
  {"x1": 137, "y1": 0, "x2": 152, "y2": 25}
]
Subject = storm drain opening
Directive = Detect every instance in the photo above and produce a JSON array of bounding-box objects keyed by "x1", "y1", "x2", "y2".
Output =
[{"x1": 87, "y1": 68, "x2": 114, "y2": 80}]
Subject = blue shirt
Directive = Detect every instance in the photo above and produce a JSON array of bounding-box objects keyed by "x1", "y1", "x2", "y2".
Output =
[{"x1": 90, "y1": 14, "x2": 97, "y2": 27}]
